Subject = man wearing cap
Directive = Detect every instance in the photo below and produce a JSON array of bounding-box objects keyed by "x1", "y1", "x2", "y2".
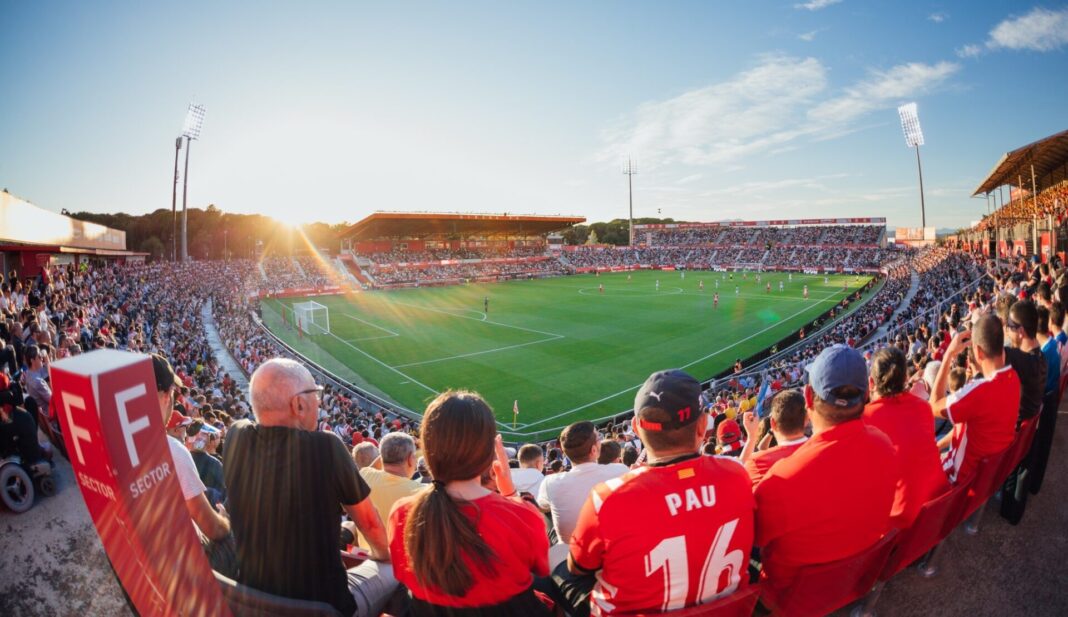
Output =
[
  {"x1": 536, "y1": 421, "x2": 629, "y2": 547},
  {"x1": 716, "y1": 419, "x2": 744, "y2": 456},
  {"x1": 152, "y1": 354, "x2": 231, "y2": 545},
  {"x1": 559, "y1": 369, "x2": 755, "y2": 616},
  {"x1": 754, "y1": 345, "x2": 897, "y2": 599}
]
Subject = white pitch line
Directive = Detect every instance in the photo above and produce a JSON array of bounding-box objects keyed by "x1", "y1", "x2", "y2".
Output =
[
  {"x1": 512, "y1": 289, "x2": 848, "y2": 430},
  {"x1": 325, "y1": 332, "x2": 439, "y2": 396},
  {"x1": 340, "y1": 312, "x2": 400, "y2": 337},
  {"x1": 391, "y1": 334, "x2": 565, "y2": 368},
  {"x1": 344, "y1": 334, "x2": 399, "y2": 343},
  {"x1": 385, "y1": 298, "x2": 566, "y2": 339}
]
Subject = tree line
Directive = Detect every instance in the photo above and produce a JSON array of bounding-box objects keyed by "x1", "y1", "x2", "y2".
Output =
[
  {"x1": 68, "y1": 207, "x2": 685, "y2": 260},
  {"x1": 68, "y1": 206, "x2": 349, "y2": 261}
]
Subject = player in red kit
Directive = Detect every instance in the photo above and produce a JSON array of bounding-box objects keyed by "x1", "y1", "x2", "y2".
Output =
[
  {"x1": 553, "y1": 370, "x2": 755, "y2": 617},
  {"x1": 713, "y1": 292, "x2": 719, "y2": 309},
  {"x1": 766, "y1": 282, "x2": 771, "y2": 293}
]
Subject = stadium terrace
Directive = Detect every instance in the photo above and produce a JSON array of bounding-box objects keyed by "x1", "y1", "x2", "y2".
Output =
[{"x1": 3, "y1": 130, "x2": 1068, "y2": 617}]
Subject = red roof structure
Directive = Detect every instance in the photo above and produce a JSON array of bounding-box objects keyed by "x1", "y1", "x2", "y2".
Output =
[{"x1": 339, "y1": 212, "x2": 585, "y2": 240}]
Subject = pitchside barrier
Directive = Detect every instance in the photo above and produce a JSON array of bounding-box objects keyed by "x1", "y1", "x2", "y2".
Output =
[
  {"x1": 51, "y1": 350, "x2": 229, "y2": 616},
  {"x1": 254, "y1": 269, "x2": 893, "y2": 442}
]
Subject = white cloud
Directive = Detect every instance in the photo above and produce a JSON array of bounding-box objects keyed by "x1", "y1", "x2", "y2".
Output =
[
  {"x1": 794, "y1": 0, "x2": 842, "y2": 10},
  {"x1": 928, "y1": 12, "x2": 948, "y2": 24},
  {"x1": 987, "y1": 7, "x2": 1068, "y2": 52},
  {"x1": 600, "y1": 57, "x2": 959, "y2": 171},
  {"x1": 798, "y1": 30, "x2": 819, "y2": 42},
  {"x1": 599, "y1": 55, "x2": 828, "y2": 168},
  {"x1": 808, "y1": 61, "x2": 959, "y2": 126},
  {"x1": 956, "y1": 44, "x2": 982, "y2": 59}
]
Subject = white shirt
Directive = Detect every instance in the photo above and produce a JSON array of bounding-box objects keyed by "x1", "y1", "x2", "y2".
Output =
[
  {"x1": 167, "y1": 435, "x2": 206, "y2": 501},
  {"x1": 537, "y1": 461, "x2": 629, "y2": 544},
  {"x1": 511, "y1": 466, "x2": 545, "y2": 497}
]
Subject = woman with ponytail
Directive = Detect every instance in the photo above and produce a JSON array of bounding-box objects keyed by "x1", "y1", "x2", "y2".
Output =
[
  {"x1": 862, "y1": 346, "x2": 949, "y2": 527},
  {"x1": 388, "y1": 391, "x2": 551, "y2": 615}
]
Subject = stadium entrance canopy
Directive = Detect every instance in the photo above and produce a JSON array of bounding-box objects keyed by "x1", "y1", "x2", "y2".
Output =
[
  {"x1": 339, "y1": 212, "x2": 586, "y2": 240},
  {"x1": 0, "y1": 190, "x2": 145, "y2": 276},
  {"x1": 973, "y1": 128, "x2": 1068, "y2": 196}
]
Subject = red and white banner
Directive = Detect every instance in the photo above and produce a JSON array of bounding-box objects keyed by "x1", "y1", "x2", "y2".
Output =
[{"x1": 52, "y1": 350, "x2": 228, "y2": 616}]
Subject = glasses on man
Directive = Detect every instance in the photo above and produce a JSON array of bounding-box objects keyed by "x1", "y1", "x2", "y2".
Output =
[{"x1": 294, "y1": 385, "x2": 324, "y2": 400}]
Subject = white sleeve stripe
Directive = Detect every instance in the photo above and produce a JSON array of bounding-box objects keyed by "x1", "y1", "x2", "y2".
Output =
[{"x1": 946, "y1": 377, "x2": 985, "y2": 408}]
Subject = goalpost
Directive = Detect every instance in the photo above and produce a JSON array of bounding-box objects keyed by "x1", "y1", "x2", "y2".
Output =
[{"x1": 294, "y1": 301, "x2": 330, "y2": 335}]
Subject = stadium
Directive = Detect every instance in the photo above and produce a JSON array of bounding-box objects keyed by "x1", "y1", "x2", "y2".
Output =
[{"x1": 3, "y1": 3, "x2": 1068, "y2": 617}]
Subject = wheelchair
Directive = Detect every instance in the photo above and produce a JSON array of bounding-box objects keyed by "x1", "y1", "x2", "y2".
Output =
[{"x1": 0, "y1": 452, "x2": 55, "y2": 513}]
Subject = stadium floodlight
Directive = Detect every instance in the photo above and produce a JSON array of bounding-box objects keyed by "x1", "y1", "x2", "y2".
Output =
[
  {"x1": 179, "y1": 102, "x2": 206, "y2": 261},
  {"x1": 623, "y1": 157, "x2": 638, "y2": 246},
  {"x1": 182, "y1": 103, "x2": 206, "y2": 140},
  {"x1": 897, "y1": 102, "x2": 927, "y2": 229}
]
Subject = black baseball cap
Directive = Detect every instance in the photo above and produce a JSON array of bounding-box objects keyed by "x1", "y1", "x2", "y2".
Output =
[
  {"x1": 634, "y1": 369, "x2": 703, "y2": 432},
  {"x1": 151, "y1": 353, "x2": 181, "y2": 393}
]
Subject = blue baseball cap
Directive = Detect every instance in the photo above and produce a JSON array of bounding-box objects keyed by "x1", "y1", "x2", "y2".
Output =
[{"x1": 806, "y1": 344, "x2": 868, "y2": 408}]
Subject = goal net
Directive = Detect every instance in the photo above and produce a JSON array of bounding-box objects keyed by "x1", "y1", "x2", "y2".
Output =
[{"x1": 294, "y1": 301, "x2": 330, "y2": 335}]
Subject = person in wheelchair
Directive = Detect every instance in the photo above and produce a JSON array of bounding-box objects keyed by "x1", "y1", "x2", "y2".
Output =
[{"x1": 0, "y1": 374, "x2": 47, "y2": 465}]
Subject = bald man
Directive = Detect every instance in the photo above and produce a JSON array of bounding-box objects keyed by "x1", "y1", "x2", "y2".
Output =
[{"x1": 224, "y1": 359, "x2": 396, "y2": 616}]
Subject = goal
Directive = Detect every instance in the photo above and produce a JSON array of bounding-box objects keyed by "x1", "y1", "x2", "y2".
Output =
[{"x1": 294, "y1": 301, "x2": 330, "y2": 335}]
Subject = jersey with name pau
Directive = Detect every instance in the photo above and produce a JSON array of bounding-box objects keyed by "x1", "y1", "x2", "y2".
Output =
[
  {"x1": 570, "y1": 455, "x2": 755, "y2": 616},
  {"x1": 943, "y1": 365, "x2": 1020, "y2": 484}
]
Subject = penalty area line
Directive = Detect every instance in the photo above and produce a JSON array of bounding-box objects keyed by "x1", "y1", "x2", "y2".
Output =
[{"x1": 391, "y1": 334, "x2": 565, "y2": 369}]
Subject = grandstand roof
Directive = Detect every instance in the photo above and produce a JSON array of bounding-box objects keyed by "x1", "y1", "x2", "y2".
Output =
[
  {"x1": 973, "y1": 128, "x2": 1068, "y2": 196},
  {"x1": 339, "y1": 212, "x2": 586, "y2": 240}
]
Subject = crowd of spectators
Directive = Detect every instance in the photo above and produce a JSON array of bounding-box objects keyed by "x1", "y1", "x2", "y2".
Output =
[
  {"x1": 973, "y1": 183, "x2": 1068, "y2": 232},
  {"x1": 14, "y1": 236, "x2": 1066, "y2": 615},
  {"x1": 364, "y1": 246, "x2": 547, "y2": 264},
  {"x1": 645, "y1": 224, "x2": 884, "y2": 247},
  {"x1": 369, "y1": 257, "x2": 569, "y2": 286},
  {"x1": 561, "y1": 244, "x2": 894, "y2": 272}
]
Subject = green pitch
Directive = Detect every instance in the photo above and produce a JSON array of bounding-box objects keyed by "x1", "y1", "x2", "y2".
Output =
[{"x1": 261, "y1": 270, "x2": 875, "y2": 441}]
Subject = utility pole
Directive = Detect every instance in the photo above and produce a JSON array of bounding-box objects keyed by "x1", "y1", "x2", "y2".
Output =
[{"x1": 623, "y1": 157, "x2": 638, "y2": 246}]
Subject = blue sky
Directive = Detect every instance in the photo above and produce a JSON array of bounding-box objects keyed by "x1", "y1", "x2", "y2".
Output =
[{"x1": 1, "y1": 1, "x2": 1066, "y2": 231}]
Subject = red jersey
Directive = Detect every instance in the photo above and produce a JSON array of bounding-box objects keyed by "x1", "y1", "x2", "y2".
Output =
[
  {"x1": 743, "y1": 438, "x2": 807, "y2": 488},
  {"x1": 754, "y1": 420, "x2": 897, "y2": 592},
  {"x1": 863, "y1": 393, "x2": 950, "y2": 527},
  {"x1": 389, "y1": 492, "x2": 548, "y2": 607},
  {"x1": 570, "y1": 454, "x2": 755, "y2": 616},
  {"x1": 943, "y1": 365, "x2": 1020, "y2": 484}
]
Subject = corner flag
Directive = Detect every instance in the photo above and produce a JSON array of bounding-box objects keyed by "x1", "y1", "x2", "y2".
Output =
[{"x1": 513, "y1": 400, "x2": 519, "y2": 429}]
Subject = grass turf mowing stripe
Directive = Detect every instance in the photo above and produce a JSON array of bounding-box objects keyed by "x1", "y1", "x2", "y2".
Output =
[{"x1": 262, "y1": 270, "x2": 875, "y2": 437}]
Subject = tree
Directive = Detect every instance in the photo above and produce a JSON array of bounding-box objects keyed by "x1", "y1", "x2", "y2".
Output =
[
  {"x1": 585, "y1": 229, "x2": 599, "y2": 245},
  {"x1": 139, "y1": 236, "x2": 165, "y2": 260}
]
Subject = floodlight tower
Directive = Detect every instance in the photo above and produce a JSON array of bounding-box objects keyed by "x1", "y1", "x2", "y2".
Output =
[
  {"x1": 623, "y1": 157, "x2": 638, "y2": 245},
  {"x1": 898, "y1": 102, "x2": 927, "y2": 230},
  {"x1": 180, "y1": 102, "x2": 206, "y2": 261},
  {"x1": 170, "y1": 137, "x2": 182, "y2": 261}
]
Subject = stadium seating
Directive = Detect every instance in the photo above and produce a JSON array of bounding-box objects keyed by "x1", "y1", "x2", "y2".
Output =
[
  {"x1": 856, "y1": 481, "x2": 971, "y2": 614},
  {"x1": 616, "y1": 583, "x2": 762, "y2": 617},
  {"x1": 760, "y1": 529, "x2": 898, "y2": 617},
  {"x1": 213, "y1": 571, "x2": 343, "y2": 617}
]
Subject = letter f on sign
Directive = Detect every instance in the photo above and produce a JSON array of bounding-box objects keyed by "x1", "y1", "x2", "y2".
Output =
[
  {"x1": 115, "y1": 385, "x2": 150, "y2": 468},
  {"x1": 62, "y1": 392, "x2": 92, "y2": 466}
]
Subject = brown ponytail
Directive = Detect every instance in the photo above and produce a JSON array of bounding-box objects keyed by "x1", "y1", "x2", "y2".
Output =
[{"x1": 404, "y1": 390, "x2": 499, "y2": 596}]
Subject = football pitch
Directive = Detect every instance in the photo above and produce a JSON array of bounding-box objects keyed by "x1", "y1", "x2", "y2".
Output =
[{"x1": 260, "y1": 270, "x2": 875, "y2": 441}]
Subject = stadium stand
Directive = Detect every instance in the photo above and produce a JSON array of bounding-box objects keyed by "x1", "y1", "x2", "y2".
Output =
[{"x1": 4, "y1": 186, "x2": 1068, "y2": 615}]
